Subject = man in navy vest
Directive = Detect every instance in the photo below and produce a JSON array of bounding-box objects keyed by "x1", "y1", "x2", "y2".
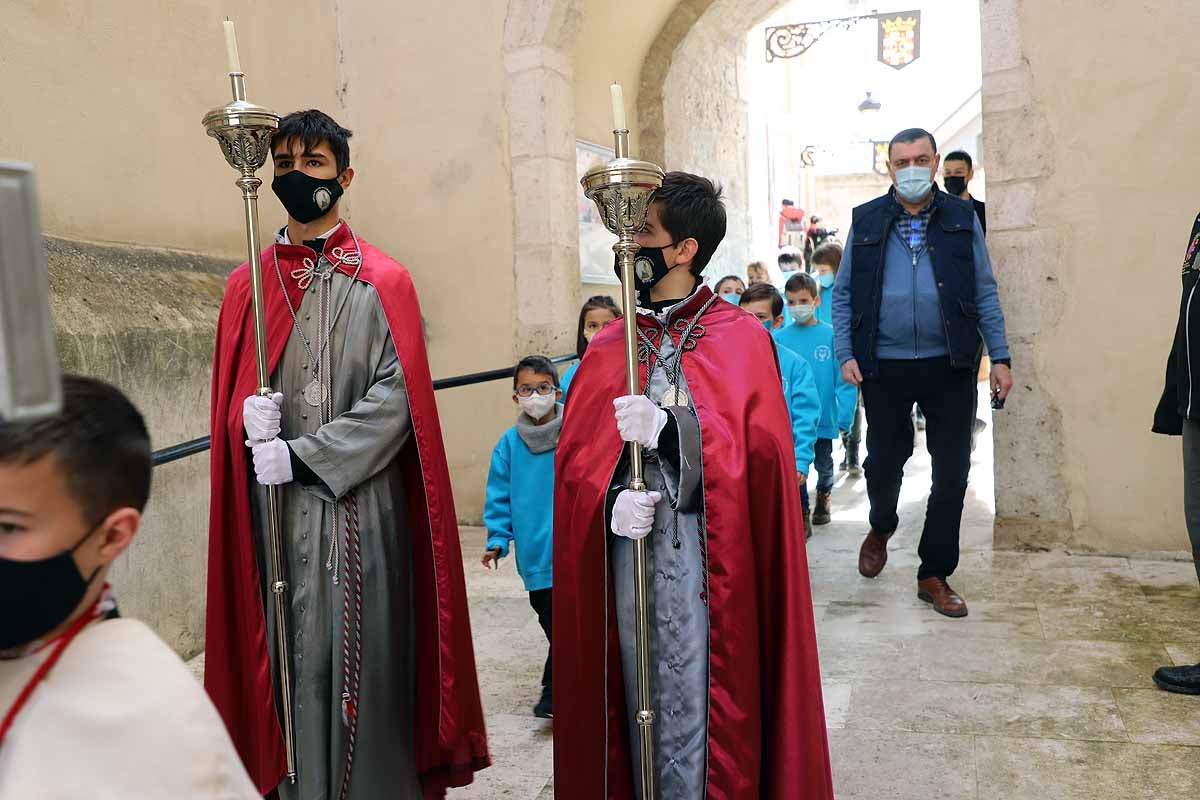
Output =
[{"x1": 831, "y1": 128, "x2": 1013, "y2": 618}]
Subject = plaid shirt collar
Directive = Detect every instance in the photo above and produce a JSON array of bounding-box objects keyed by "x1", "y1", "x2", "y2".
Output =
[{"x1": 892, "y1": 193, "x2": 935, "y2": 253}]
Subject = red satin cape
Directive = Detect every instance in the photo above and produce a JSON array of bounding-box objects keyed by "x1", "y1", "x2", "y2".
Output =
[
  {"x1": 204, "y1": 225, "x2": 489, "y2": 798},
  {"x1": 552, "y1": 286, "x2": 834, "y2": 799}
]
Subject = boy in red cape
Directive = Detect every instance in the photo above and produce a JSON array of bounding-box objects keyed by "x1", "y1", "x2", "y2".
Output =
[
  {"x1": 204, "y1": 110, "x2": 488, "y2": 799},
  {"x1": 554, "y1": 172, "x2": 833, "y2": 798}
]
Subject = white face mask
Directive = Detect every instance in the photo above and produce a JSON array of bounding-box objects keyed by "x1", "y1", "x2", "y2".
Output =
[
  {"x1": 790, "y1": 304, "x2": 815, "y2": 324},
  {"x1": 518, "y1": 393, "x2": 557, "y2": 420}
]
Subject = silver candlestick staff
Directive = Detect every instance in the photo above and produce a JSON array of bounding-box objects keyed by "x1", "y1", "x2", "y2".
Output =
[
  {"x1": 582, "y1": 126, "x2": 665, "y2": 799},
  {"x1": 202, "y1": 66, "x2": 297, "y2": 784}
]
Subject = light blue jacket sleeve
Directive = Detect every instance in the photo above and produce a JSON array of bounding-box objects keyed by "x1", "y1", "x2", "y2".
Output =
[
  {"x1": 832, "y1": 229, "x2": 855, "y2": 364},
  {"x1": 560, "y1": 361, "x2": 579, "y2": 399},
  {"x1": 971, "y1": 216, "x2": 1011, "y2": 361},
  {"x1": 788, "y1": 356, "x2": 821, "y2": 474},
  {"x1": 482, "y1": 434, "x2": 514, "y2": 557},
  {"x1": 834, "y1": 364, "x2": 858, "y2": 432}
]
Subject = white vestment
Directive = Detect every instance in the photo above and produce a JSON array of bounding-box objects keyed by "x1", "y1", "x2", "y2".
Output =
[{"x1": 0, "y1": 618, "x2": 258, "y2": 800}]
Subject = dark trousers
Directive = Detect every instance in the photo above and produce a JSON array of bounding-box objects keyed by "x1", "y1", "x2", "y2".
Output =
[
  {"x1": 815, "y1": 438, "x2": 835, "y2": 493},
  {"x1": 1183, "y1": 421, "x2": 1200, "y2": 584},
  {"x1": 529, "y1": 588, "x2": 553, "y2": 687},
  {"x1": 845, "y1": 391, "x2": 865, "y2": 450},
  {"x1": 861, "y1": 358, "x2": 976, "y2": 580}
]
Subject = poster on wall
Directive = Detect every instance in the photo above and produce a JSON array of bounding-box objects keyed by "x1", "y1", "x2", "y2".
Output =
[
  {"x1": 577, "y1": 140, "x2": 619, "y2": 285},
  {"x1": 877, "y1": 10, "x2": 920, "y2": 70},
  {"x1": 872, "y1": 141, "x2": 890, "y2": 176}
]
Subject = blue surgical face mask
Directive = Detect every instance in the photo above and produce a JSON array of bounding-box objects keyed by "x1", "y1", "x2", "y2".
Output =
[
  {"x1": 790, "y1": 304, "x2": 815, "y2": 324},
  {"x1": 721, "y1": 292, "x2": 742, "y2": 305},
  {"x1": 817, "y1": 273, "x2": 835, "y2": 289},
  {"x1": 894, "y1": 165, "x2": 933, "y2": 204},
  {"x1": 761, "y1": 318, "x2": 776, "y2": 333}
]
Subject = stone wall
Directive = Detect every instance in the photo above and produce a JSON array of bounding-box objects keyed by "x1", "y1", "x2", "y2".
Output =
[
  {"x1": 979, "y1": 0, "x2": 1200, "y2": 556},
  {"x1": 47, "y1": 236, "x2": 228, "y2": 658}
]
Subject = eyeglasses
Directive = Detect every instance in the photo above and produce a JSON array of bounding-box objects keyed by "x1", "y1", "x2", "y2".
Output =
[{"x1": 515, "y1": 383, "x2": 557, "y2": 398}]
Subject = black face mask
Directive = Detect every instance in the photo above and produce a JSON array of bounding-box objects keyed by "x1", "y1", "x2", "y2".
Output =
[
  {"x1": 944, "y1": 175, "x2": 968, "y2": 196},
  {"x1": 0, "y1": 524, "x2": 103, "y2": 651},
  {"x1": 271, "y1": 170, "x2": 345, "y2": 224},
  {"x1": 613, "y1": 243, "x2": 678, "y2": 291}
]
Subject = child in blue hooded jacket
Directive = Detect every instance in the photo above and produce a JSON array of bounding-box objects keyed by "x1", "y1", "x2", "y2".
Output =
[
  {"x1": 482, "y1": 355, "x2": 561, "y2": 718},
  {"x1": 775, "y1": 271, "x2": 859, "y2": 527},
  {"x1": 811, "y1": 241, "x2": 864, "y2": 474},
  {"x1": 740, "y1": 283, "x2": 822, "y2": 536},
  {"x1": 560, "y1": 295, "x2": 621, "y2": 400}
]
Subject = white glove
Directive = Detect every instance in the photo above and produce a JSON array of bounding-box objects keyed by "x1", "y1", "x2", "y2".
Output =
[
  {"x1": 613, "y1": 395, "x2": 669, "y2": 450},
  {"x1": 247, "y1": 438, "x2": 294, "y2": 485},
  {"x1": 611, "y1": 490, "x2": 662, "y2": 540},
  {"x1": 243, "y1": 392, "x2": 284, "y2": 442}
]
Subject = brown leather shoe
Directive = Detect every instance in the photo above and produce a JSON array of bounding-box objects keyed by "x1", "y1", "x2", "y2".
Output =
[
  {"x1": 917, "y1": 577, "x2": 968, "y2": 618},
  {"x1": 803, "y1": 509, "x2": 813, "y2": 539},
  {"x1": 813, "y1": 491, "x2": 832, "y2": 525},
  {"x1": 857, "y1": 528, "x2": 894, "y2": 578}
]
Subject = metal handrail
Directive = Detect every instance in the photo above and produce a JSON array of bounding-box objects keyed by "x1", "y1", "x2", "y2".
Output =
[{"x1": 151, "y1": 352, "x2": 578, "y2": 467}]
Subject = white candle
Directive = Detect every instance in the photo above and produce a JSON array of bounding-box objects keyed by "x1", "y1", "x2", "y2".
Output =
[
  {"x1": 610, "y1": 83, "x2": 627, "y2": 131},
  {"x1": 223, "y1": 19, "x2": 242, "y2": 74}
]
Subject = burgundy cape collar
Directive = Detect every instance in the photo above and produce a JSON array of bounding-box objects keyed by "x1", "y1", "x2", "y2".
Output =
[
  {"x1": 552, "y1": 286, "x2": 834, "y2": 799},
  {"x1": 204, "y1": 225, "x2": 489, "y2": 797}
]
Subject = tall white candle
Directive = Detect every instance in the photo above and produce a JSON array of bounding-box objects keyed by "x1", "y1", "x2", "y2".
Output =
[
  {"x1": 223, "y1": 19, "x2": 242, "y2": 74},
  {"x1": 610, "y1": 83, "x2": 627, "y2": 131}
]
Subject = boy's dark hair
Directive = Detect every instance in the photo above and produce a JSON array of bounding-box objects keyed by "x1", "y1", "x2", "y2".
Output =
[
  {"x1": 810, "y1": 241, "x2": 844, "y2": 271},
  {"x1": 714, "y1": 275, "x2": 745, "y2": 294},
  {"x1": 0, "y1": 375, "x2": 151, "y2": 523},
  {"x1": 576, "y1": 295, "x2": 622, "y2": 357},
  {"x1": 888, "y1": 127, "x2": 937, "y2": 157},
  {"x1": 782, "y1": 199, "x2": 795, "y2": 207},
  {"x1": 653, "y1": 172, "x2": 727, "y2": 274},
  {"x1": 785, "y1": 271, "x2": 820, "y2": 298},
  {"x1": 271, "y1": 109, "x2": 354, "y2": 175},
  {"x1": 778, "y1": 251, "x2": 802, "y2": 269},
  {"x1": 739, "y1": 282, "x2": 783, "y2": 319},
  {"x1": 944, "y1": 150, "x2": 973, "y2": 171},
  {"x1": 512, "y1": 355, "x2": 559, "y2": 389}
]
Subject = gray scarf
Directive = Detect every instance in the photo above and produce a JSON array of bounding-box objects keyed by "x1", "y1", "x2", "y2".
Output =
[{"x1": 516, "y1": 407, "x2": 562, "y2": 454}]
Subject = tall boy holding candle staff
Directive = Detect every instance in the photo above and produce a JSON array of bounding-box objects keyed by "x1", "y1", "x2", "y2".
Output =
[
  {"x1": 554, "y1": 84, "x2": 833, "y2": 799},
  {"x1": 203, "y1": 30, "x2": 488, "y2": 796}
]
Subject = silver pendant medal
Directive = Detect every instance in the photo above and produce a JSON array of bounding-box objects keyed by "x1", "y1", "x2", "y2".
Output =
[
  {"x1": 304, "y1": 379, "x2": 328, "y2": 407},
  {"x1": 659, "y1": 386, "x2": 689, "y2": 408}
]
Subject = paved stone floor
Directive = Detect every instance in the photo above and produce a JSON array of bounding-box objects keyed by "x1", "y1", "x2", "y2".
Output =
[
  {"x1": 450, "y1": 416, "x2": 1200, "y2": 799},
  {"x1": 188, "y1": 408, "x2": 1200, "y2": 798}
]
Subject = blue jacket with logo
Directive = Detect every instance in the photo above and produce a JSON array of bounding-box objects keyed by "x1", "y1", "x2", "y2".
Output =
[
  {"x1": 775, "y1": 322, "x2": 857, "y2": 439},
  {"x1": 776, "y1": 342, "x2": 821, "y2": 473}
]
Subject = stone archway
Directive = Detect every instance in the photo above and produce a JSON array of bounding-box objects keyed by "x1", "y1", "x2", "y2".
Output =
[
  {"x1": 638, "y1": 0, "x2": 785, "y2": 278},
  {"x1": 636, "y1": 0, "x2": 1068, "y2": 547}
]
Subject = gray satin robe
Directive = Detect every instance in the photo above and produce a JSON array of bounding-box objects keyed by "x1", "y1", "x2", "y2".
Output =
[
  {"x1": 610, "y1": 309, "x2": 710, "y2": 799},
  {"x1": 251, "y1": 260, "x2": 422, "y2": 799}
]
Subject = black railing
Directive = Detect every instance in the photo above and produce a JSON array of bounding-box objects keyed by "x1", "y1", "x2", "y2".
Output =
[{"x1": 151, "y1": 353, "x2": 577, "y2": 467}]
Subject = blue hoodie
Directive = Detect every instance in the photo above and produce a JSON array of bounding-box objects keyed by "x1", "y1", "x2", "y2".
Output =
[
  {"x1": 776, "y1": 342, "x2": 821, "y2": 474},
  {"x1": 775, "y1": 321, "x2": 857, "y2": 439},
  {"x1": 483, "y1": 409, "x2": 559, "y2": 592},
  {"x1": 815, "y1": 282, "x2": 834, "y2": 326},
  {"x1": 559, "y1": 360, "x2": 579, "y2": 399}
]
